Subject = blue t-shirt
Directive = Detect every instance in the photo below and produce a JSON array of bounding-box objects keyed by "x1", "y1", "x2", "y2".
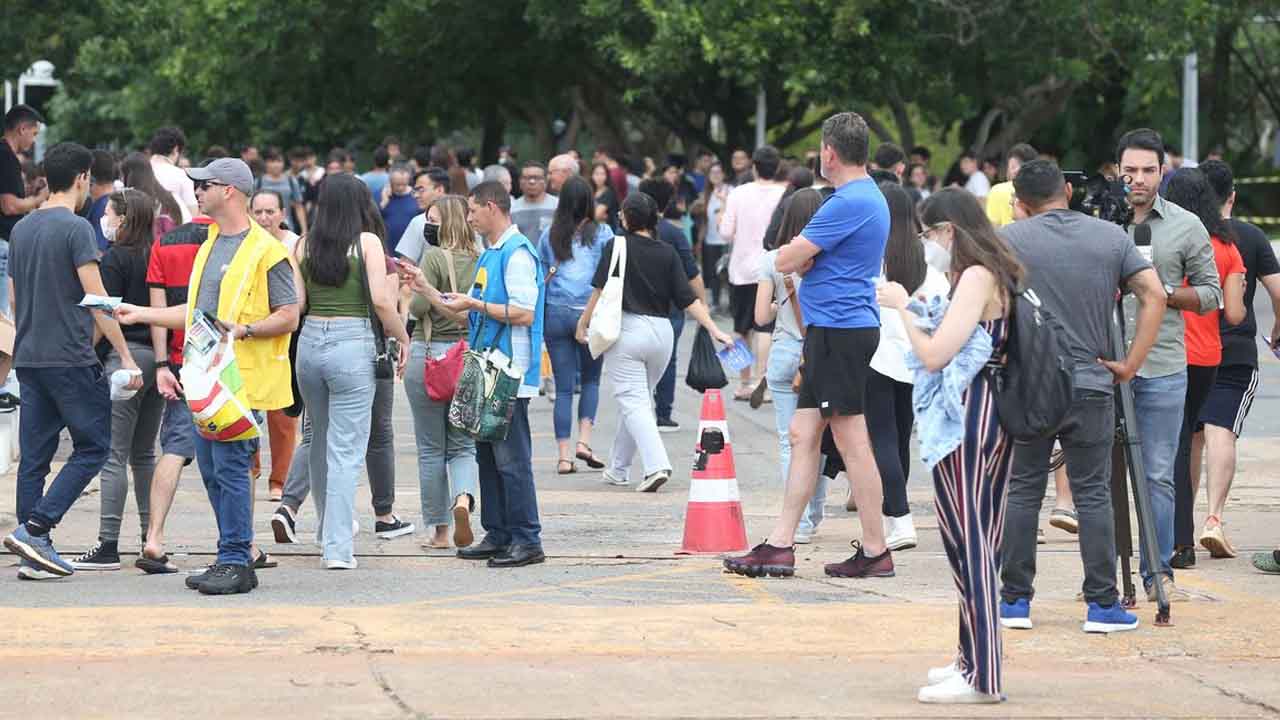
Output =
[
  {"x1": 797, "y1": 177, "x2": 888, "y2": 329},
  {"x1": 380, "y1": 194, "x2": 419, "y2": 255},
  {"x1": 87, "y1": 194, "x2": 110, "y2": 252},
  {"x1": 360, "y1": 171, "x2": 389, "y2": 206}
]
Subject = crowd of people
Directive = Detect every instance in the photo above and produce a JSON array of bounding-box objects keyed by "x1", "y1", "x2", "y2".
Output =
[{"x1": 2, "y1": 101, "x2": 1279, "y2": 705}]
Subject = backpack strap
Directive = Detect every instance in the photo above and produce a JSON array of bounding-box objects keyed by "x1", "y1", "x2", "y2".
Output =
[{"x1": 781, "y1": 274, "x2": 805, "y2": 338}]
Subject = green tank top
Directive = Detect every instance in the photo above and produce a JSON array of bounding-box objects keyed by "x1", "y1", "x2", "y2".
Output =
[{"x1": 303, "y1": 251, "x2": 368, "y2": 317}]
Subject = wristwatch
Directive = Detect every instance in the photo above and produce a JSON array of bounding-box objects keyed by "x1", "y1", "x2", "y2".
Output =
[
  {"x1": 244, "y1": 323, "x2": 255, "y2": 338},
  {"x1": 1163, "y1": 283, "x2": 1175, "y2": 296},
  {"x1": 156, "y1": 360, "x2": 170, "y2": 370}
]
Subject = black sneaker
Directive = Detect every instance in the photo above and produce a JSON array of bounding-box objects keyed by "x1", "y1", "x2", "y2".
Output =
[
  {"x1": 0, "y1": 393, "x2": 17, "y2": 414},
  {"x1": 185, "y1": 565, "x2": 215, "y2": 590},
  {"x1": 656, "y1": 417, "x2": 679, "y2": 433},
  {"x1": 271, "y1": 506, "x2": 297, "y2": 544},
  {"x1": 375, "y1": 515, "x2": 415, "y2": 540},
  {"x1": 70, "y1": 541, "x2": 121, "y2": 571},
  {"x1": 1170, "y1": 545, "x2": 1196, "y2": 570},
  {"x1": 197, "y1": 564, "x2": 257, "y2": 595}
]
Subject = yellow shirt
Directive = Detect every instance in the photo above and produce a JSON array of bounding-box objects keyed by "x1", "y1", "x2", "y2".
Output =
[{"x1": 986, "y1": 181, "x2": 1016, "y2": 228}]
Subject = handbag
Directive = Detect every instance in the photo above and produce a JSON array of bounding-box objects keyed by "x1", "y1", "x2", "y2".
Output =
[
  {"x1": 424, "y1": 249, "x2": 468, "y2": 402},
  {"x1": 448, "y1": 302, "x2": 521, "y2": 442},
  {"x1": 782, "y1": 273, "x2": 807, "y2": 393},
  {"x1": 354, "y1": 240, "x2": 395, "y2": 380},
  {"x1": 587, "y1": 236, "x2": 626, "y2": 358}
]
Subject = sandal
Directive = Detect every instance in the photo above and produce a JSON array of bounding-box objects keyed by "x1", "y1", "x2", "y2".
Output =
[
  {"x1": 575, "y1": 442, "x2": 606, "y2": 469},
  {"x1": 253, "y1": 550, "x2": 278, "y2": 569},
  {"x1": 135, "y1": 553, "x2": 179, "y2": 575},
  {"x1": 557, "y1": 459, "x2": 577, "y2": 475}
]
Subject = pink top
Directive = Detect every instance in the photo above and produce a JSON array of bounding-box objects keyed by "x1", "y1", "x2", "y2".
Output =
[{"x1": 719, "y1": 181, "x2": 785, "y2": 285}]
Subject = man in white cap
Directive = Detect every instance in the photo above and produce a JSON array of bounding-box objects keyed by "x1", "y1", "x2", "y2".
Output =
[{"x1": 117, "y1": 158, "x2": 300, "y2": 595}]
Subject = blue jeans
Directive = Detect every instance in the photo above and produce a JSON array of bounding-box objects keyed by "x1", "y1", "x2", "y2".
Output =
[
  {"x1": 404, "y1": 340, "x2": 479, "y2": 526},
  {"x1": 543, "y1": 304, "x2": 602, "y2": 440},
  {"x1": 15, "y1": 365, "x2": 111, "y2": 530},
  {"x1": 1131, "y1": 371, "x2": 1187, "y2": 584},
  {"x1": 765, "y1": 335, "x2": 826, "y2": 535},
  {"x1": 654, "y1": 308, "x2": 685, "y2": 421},
  {"x1": 194, "y1": 432, "x2": 258, "y2": 566},
  {"x1": 296, "y1": 318, "x2": 377, "y2": 564},
  {"x1": 477, "y1": 398, "x2": 542, "y2": 547}
]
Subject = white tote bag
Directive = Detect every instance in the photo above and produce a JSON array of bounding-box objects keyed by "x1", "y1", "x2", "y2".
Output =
[{"x1": 587, "y1": 236, "x2": 626, "y2": 358}]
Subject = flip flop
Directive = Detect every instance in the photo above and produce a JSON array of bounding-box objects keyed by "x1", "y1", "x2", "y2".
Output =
[
  {"x1": 557, "y1": 459, "x2": 577, "y2": 475},
  {"x1": 575, "y1": 443, "x2": 606, "y2": 469},
  {"x1": 253, "y1": 551, "x2": 278, "y2": 569},
  {"x1": 135, "y1": 553, "x2": 179, "y2": 575}
]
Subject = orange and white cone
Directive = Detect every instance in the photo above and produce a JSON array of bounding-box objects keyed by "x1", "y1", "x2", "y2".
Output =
[{"x1": 678, "y1": 389, "x2": 748, "y2": 554}]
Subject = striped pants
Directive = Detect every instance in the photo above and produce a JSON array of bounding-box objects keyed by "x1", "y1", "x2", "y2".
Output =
[{"x1": 931, "y1": 391, "x2": 1014, "y2": 696}]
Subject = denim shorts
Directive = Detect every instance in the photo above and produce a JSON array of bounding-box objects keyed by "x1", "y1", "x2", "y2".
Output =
[{"x1": 160, "y1": 398, "x2": 196, "y2": 462}]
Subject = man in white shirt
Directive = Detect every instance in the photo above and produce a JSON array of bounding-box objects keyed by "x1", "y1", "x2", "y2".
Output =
[
  {"x1": 394, "y1": 167, "x2": 450, "y2": 260},
  {"x1": 148, "y1": 127, "x2": 197, "y2": 222}
]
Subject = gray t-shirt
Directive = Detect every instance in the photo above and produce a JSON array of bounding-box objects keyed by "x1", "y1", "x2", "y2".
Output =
[
  {"x1": 510, "y1": 194, "x2": 558, "y2": 241},
  {"x1": 195, "y1": 230, "x2": 298, "y2": 317},
  {"x1": 9, "y1": 208, "x2": 102, "y2": 367},
  {"x1": 1001, "y1": 209, "x2": 1150, "y2": 394}
]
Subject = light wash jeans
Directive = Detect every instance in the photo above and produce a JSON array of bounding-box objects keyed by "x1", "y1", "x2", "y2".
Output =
[
  {"x1": 295, "y1": 318, "x2": 376, "y2": 564},
  {"x1": 1131, "y1": 370, "x2": 1187, "y2": 585},
  {"x1": 99, "y1": 343, "x2": 163, "y2": 543},
  {"x1": 404, "y1": 340, "x2": 479, "y2": 526},
  {"x1": 765, "y1": 334, "x2": 825, "y2": 536},
  {"x1": 0, "y1": 238, "x2": 15, "y2": 397},
  {"x1": 605, "y1": 313, "x2": 674, "y2": 480}
]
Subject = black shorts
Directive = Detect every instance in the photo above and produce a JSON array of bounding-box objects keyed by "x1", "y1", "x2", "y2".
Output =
[
  {"x1": 1197, "y1": 364, "x2": 1259, "y2": 437},
  {"x1": 730, "y1": 282, "x2": 774, "y2": 336},
  {"x1": 797, "y1": 326, "x2": 879, "y2": 417}
]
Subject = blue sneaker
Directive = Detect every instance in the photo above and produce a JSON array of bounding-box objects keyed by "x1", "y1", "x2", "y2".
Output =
[
  {"x1": 999, "y1": 598, "x2": 1032, "y2": 629},
  {"x1": 1083, "y1": 602, "x2": 1139, "y2": 633},
  {"x1": 4, "y1": 526, "x2": 73, "y2": 577},
  {"x1": 16, "y1": 558, "x2": 62, "y2": 581}
]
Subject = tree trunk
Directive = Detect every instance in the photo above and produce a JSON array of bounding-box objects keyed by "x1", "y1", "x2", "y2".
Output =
[
  {"x1": 480, "y1": 105, "x2": 506, "y2": 166},
  {"x1": 1206, "y1": 18, "x2": 1238, "y2": 155},
  {"x1": 887, "y1": 80, "x2": 915, "y2": 152}
]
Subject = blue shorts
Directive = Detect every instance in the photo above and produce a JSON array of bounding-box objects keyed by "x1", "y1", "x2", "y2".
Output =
[{"x1": 160, "y1": 398, "x2": 196, "y2": 462}]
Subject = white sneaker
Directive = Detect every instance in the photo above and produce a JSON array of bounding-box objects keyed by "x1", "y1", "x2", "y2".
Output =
[
  {"x1": 602, "y1": 470, "x2": 630, "y2": 486},
  {"x1": 636, "y1": 469, "x2": 670, "y2": 493},
  {"x1": 884, "y1": 514, "x2": 918, "y2": 551},
  {"x1": 927, "y1": 662, "x2": 960, "y2": 685},
  {"x1": 323, "y1": 558, "x2": 358, "y2": 570},
  {"x1": 917, "y1": 673, "x2": 1002, "y2": 704}
]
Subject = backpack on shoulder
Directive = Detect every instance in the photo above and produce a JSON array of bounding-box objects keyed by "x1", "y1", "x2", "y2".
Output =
[{"x1": 987, "y1": 285, "x2": 1075, "y2": 442}]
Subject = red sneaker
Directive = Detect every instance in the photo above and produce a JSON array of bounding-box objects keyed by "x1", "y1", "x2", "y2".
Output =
[
  {"x1": 824, "y1": 541, "x2": 894, "y2": 578},
  {"x1": 723, "y1": 542, "x2": 795, "y2": 578}
]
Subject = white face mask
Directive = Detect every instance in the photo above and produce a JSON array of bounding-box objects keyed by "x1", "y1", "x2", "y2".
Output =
[
  {"x1": 100, "y1": 215, "x2": 118, "y2": 243},
  {"x1": 924, "y1": 239, "x2": 951, "y2": 273}
]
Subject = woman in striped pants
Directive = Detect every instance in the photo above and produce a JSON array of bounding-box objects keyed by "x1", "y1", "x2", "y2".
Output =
[{"x1": 877, "y1": 188, "x2": 1023, "y2": 704}]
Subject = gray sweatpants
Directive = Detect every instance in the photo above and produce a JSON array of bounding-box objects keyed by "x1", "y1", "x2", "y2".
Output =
[{"x1": 98, "y1": 344, "x2": 164, "y2": 544}]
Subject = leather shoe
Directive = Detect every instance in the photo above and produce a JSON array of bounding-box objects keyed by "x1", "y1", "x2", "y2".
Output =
[
  {"x1": 457, "y1": 538, "x2": 508, "y2": 560},
  {"x1": 488, "y1": 544, "x2": 546, "y2": 568}
]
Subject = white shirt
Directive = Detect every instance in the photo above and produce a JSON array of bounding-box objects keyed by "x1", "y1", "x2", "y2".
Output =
[
  {"x1": 150, "y1": 155, "x2": 196, "y2": 223},
  {"x1": 870, "y1": 266, "x2": 950, "y2": 383},
  {"x1": 964, "y1": 171, "x2": 991, "y2": 200},
  {"x1": 276, "y1": 230, "x2": 299, "y2": 255}
]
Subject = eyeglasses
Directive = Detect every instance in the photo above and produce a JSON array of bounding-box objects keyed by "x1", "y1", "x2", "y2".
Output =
[
  {"x1": 916, "y1": 221, "x2": 950, "y2": 243},
  {"x1": 194, "y1": 179, "x2": 229, "y2": 191}
]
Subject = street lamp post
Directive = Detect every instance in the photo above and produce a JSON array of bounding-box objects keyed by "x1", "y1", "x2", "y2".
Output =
[{"x1": 9, "y1": 60, "x2": 61, "y2": 162}]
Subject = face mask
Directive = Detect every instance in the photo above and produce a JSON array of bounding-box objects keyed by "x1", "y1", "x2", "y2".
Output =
[
  {"x1": 100, "y1": 215, "x2": 118, "y2": 243},
  {"x1": 423, "y1": 222, "x2": 441, "y2": 247},
  {"x1": 924, "y1": 239, "x2": 951, "y2": 273}
]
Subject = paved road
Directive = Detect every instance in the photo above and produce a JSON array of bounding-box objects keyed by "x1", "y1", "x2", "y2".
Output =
[{"x1": 3, "y1": 298, "x2": 1280, "y2": 718}]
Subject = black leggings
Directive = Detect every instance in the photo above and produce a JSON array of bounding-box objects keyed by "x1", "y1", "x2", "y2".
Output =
[
  {"x1": 866, "y1": 369, "x2": 915, "y2": 518},
  {"x1": 1174, "y1": 364, "x2": 1218, "y2": 547},
  {"x1": 702, "y1": 243, "x2": 726, "y2": 306}
]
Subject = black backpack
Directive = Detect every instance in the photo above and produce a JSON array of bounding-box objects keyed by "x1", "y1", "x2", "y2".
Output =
[{"x1": 986, "y1": 285, "x2": 1075, "y2": 441}]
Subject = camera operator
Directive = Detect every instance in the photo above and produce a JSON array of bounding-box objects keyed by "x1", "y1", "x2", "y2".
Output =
[
  {"x1": 1116, "y1": 129, "x2": 1221, "y2": 602},
  {"x1": 996, "y1": 160, "x2": 1164, "y2": 632}
]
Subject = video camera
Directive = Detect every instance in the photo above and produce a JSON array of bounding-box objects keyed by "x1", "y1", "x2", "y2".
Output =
[{"x1": 1063, "y1": 171, "x2": 1134, "y2": 227}]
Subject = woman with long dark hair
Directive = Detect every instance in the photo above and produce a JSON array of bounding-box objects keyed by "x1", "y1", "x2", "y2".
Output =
[
  {"x1": 590, "y1": 162, "x2": 620, "y2": 231},
  {"x1": 1162, "y1": 168, "x2": 1245, "y2": 567},
  {"x1": 753, "y1": 187, "x2": 825, "y2": 540},
  {"x1": 292, "y1": 173, "x2": 409, "y2": 569},
  {"x1": 866, "y1": 182, "x2": 952, "y2": 552},
  {"x1": 120, "y1": 152, "x2": 182, "y2": 236},
  {"x1": 539, "y1": 176, "x2": 612, "y2": 474},
  {"x1": 876, "y1": 187, "x2": 1023, "y2": 704},
  {"x1": 576, "y1": 192, "x2": 732, "y2": 492},
  {"x1": 71, "y1": 189, "x2": 164, "y2": 570},
  {"x1": 691, "y1": 162, "x2": 730, "y2": 309}
]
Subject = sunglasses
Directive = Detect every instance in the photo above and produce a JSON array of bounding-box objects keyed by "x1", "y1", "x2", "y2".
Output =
[{"x1": 194, "y1": 179, "x2": 229, "y2": 191}]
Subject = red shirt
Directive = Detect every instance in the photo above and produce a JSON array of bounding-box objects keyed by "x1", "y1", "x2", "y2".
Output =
[
  {"x1": 1183, "y1": 235, "x2": 1245, "y2": 367},
  {"x1": 146, "y1": 216, "x2": 213, "y2": 366}
]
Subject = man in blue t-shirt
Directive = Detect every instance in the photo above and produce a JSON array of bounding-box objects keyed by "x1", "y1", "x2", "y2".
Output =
[{"x1": 724, "y1": 112, "x2": 892, "y2": 581}]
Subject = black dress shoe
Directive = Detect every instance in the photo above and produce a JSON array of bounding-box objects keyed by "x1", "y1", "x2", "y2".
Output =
[
  {"x1": 488, "y1": 544, "x2": 546, "y2": 568},
  {"x1": 457, "y1": 538, "x2": 508, "y2": 560}
]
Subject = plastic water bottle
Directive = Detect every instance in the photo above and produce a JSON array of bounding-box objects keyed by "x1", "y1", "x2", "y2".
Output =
[{"x1": 110, "y1": 369, "x2": 143, "y2": 400}]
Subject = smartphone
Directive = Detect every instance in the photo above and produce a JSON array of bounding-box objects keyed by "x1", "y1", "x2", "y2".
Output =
[{"x1": 1262, "y1": 336, "x2": 1280, "y2": 360}]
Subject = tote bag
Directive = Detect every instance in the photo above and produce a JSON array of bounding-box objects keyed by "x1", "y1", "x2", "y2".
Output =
[{"x1": 587, "y1": 236, "x2": 626, "y2": 358}]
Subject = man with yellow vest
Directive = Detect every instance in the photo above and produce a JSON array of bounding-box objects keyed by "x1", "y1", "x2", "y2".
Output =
[{"x1": 118, "y1": 158, "x2": 300, "y2": 595}]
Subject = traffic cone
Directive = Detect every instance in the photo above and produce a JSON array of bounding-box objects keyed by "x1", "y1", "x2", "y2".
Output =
[{"x1": 678, "y1": 389, "x2": 748, "y2": 554}]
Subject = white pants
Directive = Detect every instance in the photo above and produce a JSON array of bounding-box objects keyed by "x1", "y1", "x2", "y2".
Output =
[{"x1": 605, "y1": 313, "x2": 675, "y2": 479}]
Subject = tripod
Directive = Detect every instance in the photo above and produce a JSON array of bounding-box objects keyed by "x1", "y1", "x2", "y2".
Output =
[{"x1": 1108, "y1": 303, "x2": 1172, "y2": 626}]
